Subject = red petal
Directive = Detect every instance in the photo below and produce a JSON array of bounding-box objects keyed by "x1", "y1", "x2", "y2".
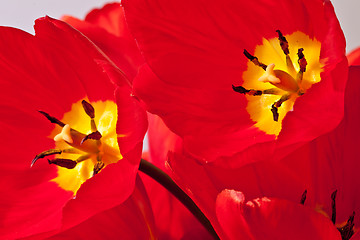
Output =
[
  {"x1": 147, "y1": 113, "x2": 182, "y2": 170},
  {"x1": 351, "y1": 231, "x2": 360, "y2": 240},
  {"x1": 216, "y1": 189, "x2": 341, "y2": 240},
  {"x1": 85, "y1": 3, "x2": 128, "y2": 37},
  {"x1": 61, "y1": 156, "x2": 138, "y2": 231},
  {"x1": 34, "y1": 16, "x2": 116, "y2": 102},
  {"x1": 0, "y1": 181, "x2": 72, "y2": 239},
  {"x1": 50, "y1": 200, "x2": 152, "y2": 239},
  {"x1": 115, "y1": 86, "x2": 148, "y2": 158},
  {"x1": 47, "y1": 176, "x2": 156, "y2": 239},
  {"x1": 63, "y1": 3, "x2": 143, "y2": 81}
]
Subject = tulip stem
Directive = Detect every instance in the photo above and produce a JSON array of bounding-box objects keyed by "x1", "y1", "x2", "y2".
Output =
[{"x1": 139, "y1": 159, "x2": 220, "y2": 239}]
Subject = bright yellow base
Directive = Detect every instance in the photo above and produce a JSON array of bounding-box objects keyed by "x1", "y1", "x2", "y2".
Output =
[
  {"x1": 49, "y1": 99, "x2": 121, "y2": 194},
  {"x1": 242, "y1": 31, "x2": 323, "y2": 136}
]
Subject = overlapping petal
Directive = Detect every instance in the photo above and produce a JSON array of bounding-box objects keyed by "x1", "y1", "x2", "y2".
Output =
[
  {"x1": 167, "y1": 150, "x2": 306, "y2": 238},
  {"x1": 216, "y1": 189, "x2": 341, "y2": 240},
  {"x1": 0, "y1": 16, "x2": 147, "y2": 239},
  {"x1": 24, "y1": 176, "x2": 157, "y2": 240},
  {"x1": 140, "y1": 172, "x2": 212, "y2": 239},
  {"x1": 49, "y1": 196, "x2": 153, "y2": 240},
  {"x1": 141, "y1": 113, "x2": 212, "y2": 239},
  {"x1": 63, "y1": 2, "x2": 144, "y2": 81},
  {"x1": 124, "y1": 0, "x2": 347, "y2": 164}
]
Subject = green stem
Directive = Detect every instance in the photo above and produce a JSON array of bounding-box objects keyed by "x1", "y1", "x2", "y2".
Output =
[{"x1": 139, "y1": 159, "x2": 220, "y2": 239}]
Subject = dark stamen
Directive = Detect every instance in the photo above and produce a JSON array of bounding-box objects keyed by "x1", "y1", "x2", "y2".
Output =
[
  {"x1": 271, "y1": 104, "x2": 279, "y2": 122},
  {"x1": 38, "y1": 111, "x2": 65, "y2": 127},
  {"x1": 232, "y1": 85, "x2": 262, "y2": 96},
  {"x1": 275, "y1": 94, "x2": 290, "y2": 108},
  {"x1": 338, "y1": 211, "x2": 355, "y2": 240},
  {"x1": 271, "y1": 94, "x2": 291, "y2": 122},
  {"x1": 93, "y1": 161, "x2": 105, "y2": 176},
  {"x1": 48, "y1": 158, "x2": 77, "y2": 169},
  {"x1": 276, "y1": 30, "x2": 289, "y2": 55},
  {"x1": 331, "y1": 190, "x2": 338, "y2": 224},
  {"x1": 243, "y1": 49, "x2": 256, "y2": 61},
  {"x1": 243, "y1": 49, "x2": 267, "y2": 70},
  {"x1": 233, "y1": 85, "x2": 283, "y2": 97},
  {"x1": 297, "y1": 48, "x2": 307, "y2": 73},
  {"x1": 82, "y1": 100, "x2": 95, "y2": 119},
  {"x1": 300, "y1": 189, "x2": 307, "y2": 205},
  {"x1": 81, "y1": 131, "x2": 102, "y2": 144},
  {"x1": 31, "y1": 149, "x2": 62, "y2": 167}
]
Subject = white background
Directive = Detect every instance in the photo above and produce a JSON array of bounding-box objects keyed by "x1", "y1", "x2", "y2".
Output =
[{"x1": 0, "y1": 0, "x2": 358, "y2": 52}]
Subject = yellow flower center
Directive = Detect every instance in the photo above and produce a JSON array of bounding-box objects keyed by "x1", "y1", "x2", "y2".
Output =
[
  {"x1": 240, "y1": 31, "x2": 323, "y2": 136},
  {"x1": 33, "y1": 99, "x2": 121, "y2": 195}
]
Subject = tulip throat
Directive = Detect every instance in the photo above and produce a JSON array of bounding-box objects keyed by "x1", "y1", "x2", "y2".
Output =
[
  {"x1": 233, "y1": 31, "x2": 323, "y2": 136},
  {"x1": 32, "y1": 99, "x2": 121, "y2": 195}
]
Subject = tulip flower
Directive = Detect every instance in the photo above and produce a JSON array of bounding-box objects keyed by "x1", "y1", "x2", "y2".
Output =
[
  {"x1": 0, "y1": 16, "x2": 147, "y2": 239},
  {"x1": 123, "y1": 0, "x2": 348, "y2": 166}
]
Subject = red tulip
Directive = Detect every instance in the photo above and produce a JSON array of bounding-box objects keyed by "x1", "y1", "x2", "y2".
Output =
[
  {"x1": 0, "y1": 16, "x2": 147, "y2": 239},
  {"x1": 123, "y1": 0, "x2": 348, "y2": 167}
]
